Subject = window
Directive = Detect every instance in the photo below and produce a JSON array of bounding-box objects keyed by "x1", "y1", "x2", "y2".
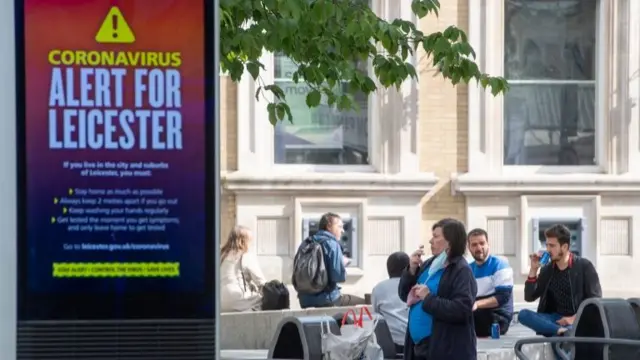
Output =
[
  {"x1": 503, "y1": 0, "x2": 597, "y2": 166},
  {"x1": 273, "y1": 56, "x2": 369, "y2": 165},
  {"x1": 234, "y1": 0, "x2": 422, "y2": 175}
]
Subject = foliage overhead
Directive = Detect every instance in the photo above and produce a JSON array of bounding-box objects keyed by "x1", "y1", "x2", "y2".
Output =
[{"x1": 220, "y1": 0, "x2": 508, "y2": 124}]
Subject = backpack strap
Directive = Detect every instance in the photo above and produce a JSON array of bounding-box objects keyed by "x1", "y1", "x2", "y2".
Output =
[{"x1": 309, "y1": 234, "x2": 327, "y2": 244}]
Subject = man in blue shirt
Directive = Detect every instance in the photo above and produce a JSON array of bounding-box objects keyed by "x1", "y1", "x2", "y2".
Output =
[
  {"x1": 297, "y1": 212, "x2": 365, "y2": 308},
  {"x1": 468, "y1": 228, "x2": 514, "y2": 337}
]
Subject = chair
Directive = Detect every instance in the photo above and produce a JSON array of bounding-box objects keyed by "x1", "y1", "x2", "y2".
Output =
[
  {"x1": 628, "y1": 298, "x2": 640, "y2": 326},
  {"x1": 268, "y1": 315, "x2": 339, "y2": 360},
  {"x1": 371, "y1": 316, "x2": 399, "y2": 359},
  {"x1": 514, "y1": 298, "x2": 640, "y2": 360}
]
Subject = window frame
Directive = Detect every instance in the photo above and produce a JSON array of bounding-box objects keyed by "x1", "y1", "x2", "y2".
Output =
[
  {"x1": 467, "y1": 0, "x2": 609, "y2": 175},
  {"x1": 266, "y1": 51, "x2": 379, "y2": 173},
  {"x1": 272, "y1": 55, "x2": 372, "y2": 169},
  {"x1": 235, "y1": 0, "x2": 420, "y2": 176}
]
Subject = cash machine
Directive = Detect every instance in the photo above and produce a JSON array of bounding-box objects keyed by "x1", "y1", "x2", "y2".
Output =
[
  {"x1": 302, "y1": 215, "x2": 358, "y2": 266},
  {"x1": 532, "y1": 218, "x2": 585, "y2": 256}
]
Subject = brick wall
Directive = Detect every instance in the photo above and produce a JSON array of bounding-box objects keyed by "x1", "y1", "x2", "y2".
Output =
[
  {"x1": 418, "y1": 0, "x2": 469, "y2": 245},
  {"x1": 220, "y1": 77, "x2": 237, "y2": 241}
]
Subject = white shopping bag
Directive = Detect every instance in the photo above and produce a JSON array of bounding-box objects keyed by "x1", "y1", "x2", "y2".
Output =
[{"x1": 322, "y1": 307, "x2": 383, "y2": 360}]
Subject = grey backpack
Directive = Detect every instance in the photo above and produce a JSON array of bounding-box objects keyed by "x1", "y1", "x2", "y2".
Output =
[{"x1": 292, "y1": 237, "x2": 328, "y2": 294}]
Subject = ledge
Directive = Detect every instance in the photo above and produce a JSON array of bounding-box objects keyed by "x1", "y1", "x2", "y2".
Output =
[
  {"x1": 346, "y1": 267, "x2": 365, "y2": 278},
  {"x1": 453, "y1": 173, "x2": 640, "y2": 195},
  {"x1": 222, "y1": 171, "x2": 438, "y2": 195}
]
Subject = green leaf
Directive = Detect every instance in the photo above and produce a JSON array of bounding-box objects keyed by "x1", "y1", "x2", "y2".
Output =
[
  {"x1": 246, "y1": 62, "x2": 260, "y2": 80},
  {"x1": 264, "y1": 84, "x2": 286, "y2": 101},
  {"x1": 363, "y1": 77, "x2": 377, "y2": 92},
  {"x1": 443, "y1": 26, "x2": 460, "y2": 41},
  {"x1": 401, "y1": 46, "x2": 409, "y2": 61},
  {"x1": 276, "y1": 103, "x2": 286, "y2": 120},
  {"x1": 254, "y1": 86, "x2": 262, "y2": 101},
  {"x1": 433, "y1": 37, "x2": 451, "y2": 53},
  {"x1": 337, "y1": 94, "x2": 351, "y2": 111},
  {"x1": 221, "y1": 0, "x2": 508, "y2": 126},
  {"x1": 306, "y1": 90, "x2": 322, "y2": 107},
  {"x1": 267, "y1": 103, "x2": 277, "y2": 125},
  {"x1": 406, "y1": 63, "x2": 417, "y2": 79},
  {"x1": 411, "y1": 0, "x2": 429, "y2": 18},
  {"x1": 280, "y1": 102, "x2": 293, "y2": 122}
]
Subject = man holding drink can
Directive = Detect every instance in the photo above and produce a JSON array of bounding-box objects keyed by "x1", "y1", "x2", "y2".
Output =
[{"x1": 518, "y1": 224, "x2": 602, "y2": 337}]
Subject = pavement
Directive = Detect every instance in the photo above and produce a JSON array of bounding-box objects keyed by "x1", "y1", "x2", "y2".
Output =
[
  {"x1": 220, "y1": 323, "x2": 553, "y2": 359},
  {"x1": 478, "y1": 322, "x2": 536, "y2": 351}
]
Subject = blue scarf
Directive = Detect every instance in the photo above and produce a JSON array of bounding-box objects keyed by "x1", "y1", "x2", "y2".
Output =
[{"x1": 426, "y1": 251, "x2": 447, "y2": 280}]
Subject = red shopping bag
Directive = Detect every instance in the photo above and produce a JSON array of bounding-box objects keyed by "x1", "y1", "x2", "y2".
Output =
[{"x1": 341, "y1": 307, "x2": 374, "y2": 328}]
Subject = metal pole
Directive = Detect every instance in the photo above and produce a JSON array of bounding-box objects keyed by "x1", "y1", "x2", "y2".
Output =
[{"x1": 212, "y1": 0, "x2": 221, "y2": 358}]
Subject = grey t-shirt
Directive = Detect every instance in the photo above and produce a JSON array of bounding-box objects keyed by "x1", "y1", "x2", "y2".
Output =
[{"x1": 371, "y1": 278, "x2": 408, "y2": 345}]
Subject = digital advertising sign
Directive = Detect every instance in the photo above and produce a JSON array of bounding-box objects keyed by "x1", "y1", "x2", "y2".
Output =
[{"x1": 17, "y1": 0, "x2": 215, "y2": 321}]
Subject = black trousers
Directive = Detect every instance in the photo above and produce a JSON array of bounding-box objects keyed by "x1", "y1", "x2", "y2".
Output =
[
  {"x1": 473, "y1": 308, "x2": 510, "y2": 337},
  {"x1": 413, "y1": 337, "x2": 430, "y2": 360}
]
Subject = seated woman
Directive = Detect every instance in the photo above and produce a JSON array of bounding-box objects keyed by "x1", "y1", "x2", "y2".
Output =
[{"x1": 220, "y1": 225, "x2": 266, "y2": 312}]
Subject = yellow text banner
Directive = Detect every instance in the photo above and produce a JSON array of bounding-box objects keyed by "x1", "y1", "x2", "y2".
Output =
[{"x1": 52, "y1": 262, "x2": 180, "y2": 277}]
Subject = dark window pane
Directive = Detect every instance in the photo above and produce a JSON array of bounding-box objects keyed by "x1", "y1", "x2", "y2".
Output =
[
  {"x1": 504, "y1": 0, "x2": 597, "y2": 81},
  {"x1": 504, "y1": 84, "x2": 595, "y2": 165}
]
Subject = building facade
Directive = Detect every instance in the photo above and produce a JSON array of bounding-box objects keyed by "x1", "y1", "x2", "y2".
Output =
[{"x1": 221, "y1": 0, "x2": 640, "y2": 302}]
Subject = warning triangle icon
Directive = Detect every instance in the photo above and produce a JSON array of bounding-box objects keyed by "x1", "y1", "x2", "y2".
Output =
[{"x1": 95, "y1": 6, "x2": 135, "y2": 44}]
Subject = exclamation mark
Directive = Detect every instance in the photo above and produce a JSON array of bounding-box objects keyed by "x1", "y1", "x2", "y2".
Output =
[{"x1": 112, "y1": 14, "x2": 118, "y2": 38}]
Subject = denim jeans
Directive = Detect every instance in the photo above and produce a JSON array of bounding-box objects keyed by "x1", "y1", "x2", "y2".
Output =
[
  {"x1": 518, "y1": 309, "x2": 572, "y2": 359},
  {"x1": 518, "y1": 309, "x2": 573, "y2": 336}
]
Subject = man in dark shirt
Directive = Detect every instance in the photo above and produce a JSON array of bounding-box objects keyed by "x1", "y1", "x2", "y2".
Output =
[{"x1": 519, "y1": 224, "x2": 602, "y2": 337}]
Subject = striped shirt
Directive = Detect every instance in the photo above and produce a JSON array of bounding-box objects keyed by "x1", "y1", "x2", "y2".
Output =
[{"x1": 470, "y1": 255, "x2": 514, "y2": 321}]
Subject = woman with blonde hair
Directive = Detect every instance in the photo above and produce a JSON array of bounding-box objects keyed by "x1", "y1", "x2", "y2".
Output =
[{"x1": 220, "y1": 225, "x2": 266, "y2": 312}]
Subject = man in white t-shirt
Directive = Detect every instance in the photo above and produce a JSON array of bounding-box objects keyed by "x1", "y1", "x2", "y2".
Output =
[{"x1": 371, "y1": 252, "x2": 410, "y2": 354}]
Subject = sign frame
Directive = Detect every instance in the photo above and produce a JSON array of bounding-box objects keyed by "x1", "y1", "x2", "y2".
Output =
[{"x1": 15, "y1": 0, "x2": 218, "y2": 323}]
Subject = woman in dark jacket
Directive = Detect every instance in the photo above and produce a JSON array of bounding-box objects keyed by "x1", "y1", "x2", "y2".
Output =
[{"x1": 398, "y1": 218, "x2": 477, "y2": 360}]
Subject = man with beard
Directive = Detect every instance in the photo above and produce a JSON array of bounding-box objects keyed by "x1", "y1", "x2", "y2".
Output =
[
  {"x1": 519, "y1": 224, "x2": 602, "y2": 337},
  {"x1": 467, "y1": 228, "x2": 514, "y2": 337}
]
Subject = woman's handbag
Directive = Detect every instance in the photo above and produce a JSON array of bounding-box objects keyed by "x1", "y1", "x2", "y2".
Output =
[{"x1": 322, "y1": 307, "x2": 383, "y2": 360}]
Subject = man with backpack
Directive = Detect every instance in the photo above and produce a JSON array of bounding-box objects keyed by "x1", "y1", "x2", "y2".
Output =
[{"x1": 292, "y1": 212, "x2": 366, "y2": 308}]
